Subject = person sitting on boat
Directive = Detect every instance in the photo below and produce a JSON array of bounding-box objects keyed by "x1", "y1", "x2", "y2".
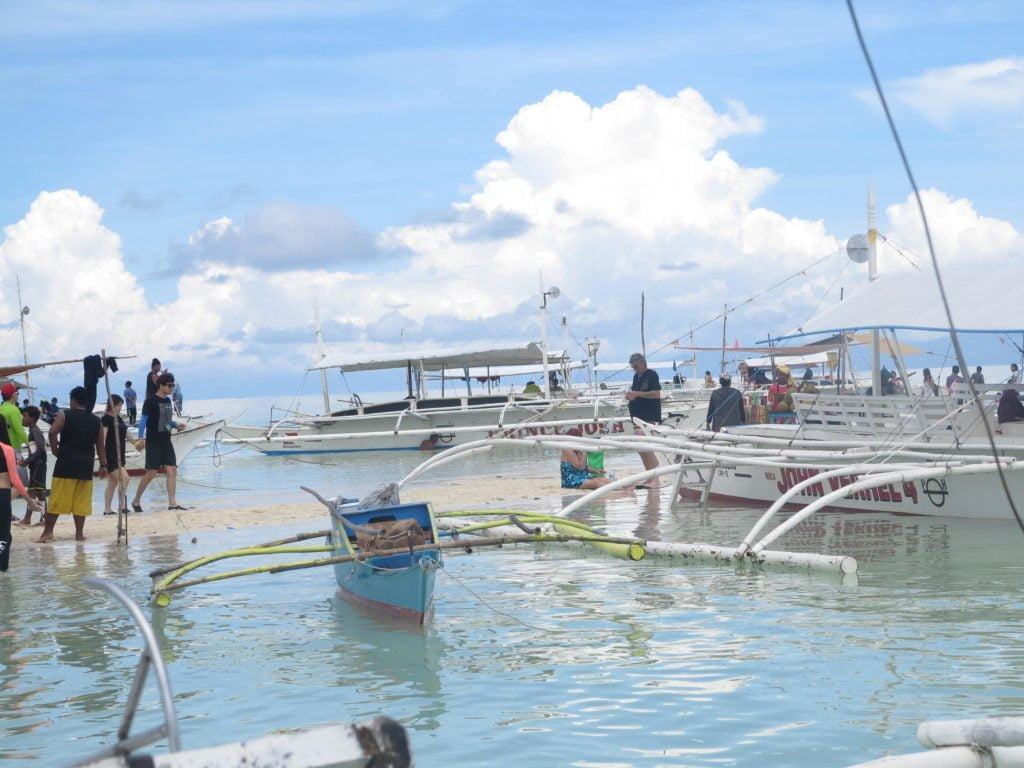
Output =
[
  {"x1": 768, "y1": 365, "x2": 792, "y2": 411},
  {"x1": 706, "y1": 374, "x2": 746, "y2": 432},
  {"x1": 560, "y1": 428, "x2": 614, "y2": 490},
  {"x1": 703, "y1": 370, "x2": 715, "y2": 388},
  {"x1": 522, "y1": 380, "x2": 542, "y2": 395},
  {"x1": 997, "y1": 388, "x2": 1024, "y2": 424},
  {"x1": 548, "y1": 371, "x2": 564, "y2": 393},
  {"x1": 970, "y1": 366, "x2": 985, "y2": 385},
  {"x1": 797, "y1": 368, "x2": 819, "y2": 394}
]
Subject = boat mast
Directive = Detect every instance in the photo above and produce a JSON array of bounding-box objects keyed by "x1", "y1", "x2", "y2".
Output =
[
  {"x1": 539, "y1": 276, "x2": 560, "y2": 399},
  {"x1": 313, "y1": 302, "x2": 331, "y2": 414},
  {"x1": 690, "y1": 326, "x2": 697, "y2": 382},
  {"x1": 560, "y1": 315, "x2": 571, "y2": 395},
  {"x1": 17, "y1": 275, "x2": 31, "y2": 396},
  {"x1": 868, "y1": 185, "x2": 882, "y2": 396},
  {"x1": 720, "y1": 303, "x2": 728, "y2": 375}
]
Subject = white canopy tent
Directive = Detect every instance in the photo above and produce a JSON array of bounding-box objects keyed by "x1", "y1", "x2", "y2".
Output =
[{"x1": 771, "y1": 269, "x2": 1024, "y2": 342}]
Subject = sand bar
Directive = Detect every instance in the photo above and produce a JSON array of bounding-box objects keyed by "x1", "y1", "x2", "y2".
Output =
[{"x1": 8, "y1": 472, "x2": 583, "y2": 545}]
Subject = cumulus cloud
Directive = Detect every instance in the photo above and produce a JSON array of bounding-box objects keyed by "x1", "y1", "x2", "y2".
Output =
[
  {"x1": 0, "y1": 190, "x2": 148, "y2": 349},
  {"x1": 867, "y1": 57, "x2": 1024, "y2": 127},
  {"x1": 380, "y1": 85, "x2": 838, "y2": 345},
  {"x1": 179, "y1": 201, "x2": 380, "y2": 271},
  {"x1": 882, "y1": 188, "x2": 1024, "y2": 271}
]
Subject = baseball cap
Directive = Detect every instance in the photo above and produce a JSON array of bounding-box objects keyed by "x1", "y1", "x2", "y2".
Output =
[{"x1": 1, "y1": 382, "x2": 17, "y2": 398}]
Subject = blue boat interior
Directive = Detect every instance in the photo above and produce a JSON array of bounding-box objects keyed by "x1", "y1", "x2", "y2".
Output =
[{"x1": 337, "y1": 502, "x2": 433, "y2": 534}]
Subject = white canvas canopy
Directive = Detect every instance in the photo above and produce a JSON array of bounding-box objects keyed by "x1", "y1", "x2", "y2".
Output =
[
  {"x1": 772, "y1": 269, "x2": 1024, "y2": 342},
  {"x1": 311, "y1": 342, "x2": 549, "y2": 373},
  {"x1": 744, "y1": 350, "x2": 834, "y2": 368},
  {"x1": 434, "y1": 360, "x2": 584, "y2": 379}
]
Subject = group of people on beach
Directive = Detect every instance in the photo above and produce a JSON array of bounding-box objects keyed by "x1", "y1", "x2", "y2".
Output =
[{"x1": 0, "y1": 357, "x2": 189, "y2": 570}]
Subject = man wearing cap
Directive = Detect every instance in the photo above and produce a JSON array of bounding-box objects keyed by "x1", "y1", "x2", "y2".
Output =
[
  {"x1": 706, "y1": 374, "x2": 746, "y2": 432},
  {"x1": 626, "y1": 352, "x2": 663, "y2": 487},
  {"x1": 0, "y1": 382, "x2": 27, "y2": 450}
]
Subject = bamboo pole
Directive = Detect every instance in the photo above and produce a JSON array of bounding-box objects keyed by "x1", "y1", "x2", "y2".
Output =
[
  {"x1": 151, "y1": 532, "x2": 646, "y2": 603},
  {"x1": 148, "y1": 529, "x2": 331, "y2": 578}
]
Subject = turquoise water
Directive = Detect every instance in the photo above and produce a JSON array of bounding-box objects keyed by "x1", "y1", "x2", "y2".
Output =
[{"x1": 4, "y1": 396, "x2": 1024, "y2": 766}]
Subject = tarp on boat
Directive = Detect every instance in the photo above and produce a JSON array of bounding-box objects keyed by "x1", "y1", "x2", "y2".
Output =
[
  {"x1": 311, "y1": 342, "x2": 550, "y2": 373},
  {"x1": 770, "y1": 269, "x2": 1024, "y2": 341}
]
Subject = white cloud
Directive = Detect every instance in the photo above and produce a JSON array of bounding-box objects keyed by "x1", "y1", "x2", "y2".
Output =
[
  {"x1": 6, "y1": 86, "x2": 1022, "y2": 395},
  {"x1": 0, "y1": 190, "x2": 149, "y2": 354},
  {"x1": 883, "y1": 188, "x2": 1024, "y2": 271},
  {"x1": 871, "y1": 57, "x2": 1024, "y2": 127}
]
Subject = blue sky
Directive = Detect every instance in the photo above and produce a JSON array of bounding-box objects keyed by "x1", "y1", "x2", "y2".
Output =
[{"x1": 1, "y1": 1, "x2": 1022, "y2": 401}]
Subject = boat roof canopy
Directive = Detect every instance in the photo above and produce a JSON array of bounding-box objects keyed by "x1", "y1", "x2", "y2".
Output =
[
  {"x1": 768, "y1": 270, "x2": 1024, "y2": 343},
  {"x1": 311, "y1": 342, "x2": 554, "y2": 373},
  {"x1": 433, "y1": 360, "x2": 584, "y2": 379}
]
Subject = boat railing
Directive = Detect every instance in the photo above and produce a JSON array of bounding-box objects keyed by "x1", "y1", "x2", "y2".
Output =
[
  {"x1": 66, "y1": 577, "x2": 182, "y2": 768},
  {"x1": 791, "y1": 391, "x2": 996, "y2": 443}
]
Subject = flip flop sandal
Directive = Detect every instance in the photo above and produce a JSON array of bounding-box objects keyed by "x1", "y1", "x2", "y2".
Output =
[{"x1": 167, "y1": 505, "x2": 189, "y2": 511}]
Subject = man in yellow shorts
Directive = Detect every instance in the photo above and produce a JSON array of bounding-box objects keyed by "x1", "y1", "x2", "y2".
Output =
[{"x1": 37, "y1": 386, "x2": 106, "y2": 543}]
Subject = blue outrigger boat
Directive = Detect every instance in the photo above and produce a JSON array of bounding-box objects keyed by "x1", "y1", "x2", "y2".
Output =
[{"x1": 329, "y1": 499, "x2": 443, "y2": 624}]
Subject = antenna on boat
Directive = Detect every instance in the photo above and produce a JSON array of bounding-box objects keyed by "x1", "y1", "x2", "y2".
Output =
[
  {"x1": 313, "y1": 300, "x2": 331, "y2": 414},
  {"x1": 17, "y1": 275, "x2": 31, "y2": 397},
  {"x1": 539, "y1": 276, "x2": 560, "y2": 399}
]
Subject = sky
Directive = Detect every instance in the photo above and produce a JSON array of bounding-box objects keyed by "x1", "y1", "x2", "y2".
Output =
[{"x1": 1, "y1": 0, "x2": 1023, "y2": 402}]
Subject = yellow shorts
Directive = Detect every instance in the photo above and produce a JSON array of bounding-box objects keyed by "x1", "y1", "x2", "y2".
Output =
[{"x1": 50, "y1": 477, "x2": 93, "y2": 516}]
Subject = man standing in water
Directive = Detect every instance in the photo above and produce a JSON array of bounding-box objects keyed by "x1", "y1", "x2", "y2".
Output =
[
  {"x1": 625, "y1": 352, "x2": 664, "y2": 489},
  {"x1": 132, "y1": 372, "x2": 187, "y2": 512},
  {"x1": 37, "y1": 387, "x2": 106, "y2": 543}
]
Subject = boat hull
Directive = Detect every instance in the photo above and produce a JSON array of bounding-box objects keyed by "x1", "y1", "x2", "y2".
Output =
[
  {"x1": 222, "y1": 399, "x2": 637, "y2": 454},
  {"x1": 334, "y1": 556, "x2": 438, "y2": 623},
  {"x1": 678, "y1": 460, "x2": 1024, "y2": 519}
]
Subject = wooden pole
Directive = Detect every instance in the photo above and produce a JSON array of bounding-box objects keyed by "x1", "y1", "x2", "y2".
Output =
[{"x1": 101, "y1": 348, "x2": 129, "y2": 547}]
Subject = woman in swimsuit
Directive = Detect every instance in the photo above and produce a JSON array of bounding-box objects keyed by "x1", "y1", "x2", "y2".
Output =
[
  {"x1": 559, "y1": 428, "x2": 614, "y2": 490},
  {"x1": 0, "y1": 420, "x2": 41, "y2": 572}
]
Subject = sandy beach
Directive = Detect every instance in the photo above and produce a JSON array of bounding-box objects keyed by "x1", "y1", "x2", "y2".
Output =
[{"x1": 8, "y1": 472, "x2": 578, "y2": 545}]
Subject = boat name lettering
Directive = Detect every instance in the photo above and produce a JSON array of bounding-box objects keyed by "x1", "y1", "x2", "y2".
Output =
[
  {"x1": 486, "y1": 422, "x2": 625, "y2": 439},
  {"x1": 775, "y1": 467, "x2": 919, "y2": 504}
]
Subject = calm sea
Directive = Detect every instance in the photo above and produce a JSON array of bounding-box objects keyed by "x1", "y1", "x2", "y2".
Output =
[{"x1": 3, "y1": 395, "x2": 1024, "y2": 766}]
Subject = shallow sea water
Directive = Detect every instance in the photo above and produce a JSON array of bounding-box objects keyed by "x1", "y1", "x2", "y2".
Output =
[{"x1": 3, "y1": 396, "x2": 1024, "y2": 766}]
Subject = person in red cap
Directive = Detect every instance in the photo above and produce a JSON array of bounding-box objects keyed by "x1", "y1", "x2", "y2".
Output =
[{"x1": 0, "y1": 382, "x2": 27, "y2": 450}]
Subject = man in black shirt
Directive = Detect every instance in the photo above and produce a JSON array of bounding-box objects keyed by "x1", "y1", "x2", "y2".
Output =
[
  {"x1": 626, "y1": 352, "x2": 663, "y2": 487},
  {"x1": 706, "y1": 374, "x2": 746, "y2": 432},
  {"x1": 131, "y1": 372, "x2": 187, "y2": 512}
]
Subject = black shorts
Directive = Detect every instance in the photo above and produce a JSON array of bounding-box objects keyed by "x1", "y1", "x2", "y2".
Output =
[
  {"x1": 145, "y1": 440, "x2": 177, "y2": 470},
  {"x1": 28, "y1": 464, "x2": 46, "y2": 492}
]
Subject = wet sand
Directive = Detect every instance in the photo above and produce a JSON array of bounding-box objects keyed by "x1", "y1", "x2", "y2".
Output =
[{"x1": 8, "y1": 472, "x2": 577, "y2": 544}]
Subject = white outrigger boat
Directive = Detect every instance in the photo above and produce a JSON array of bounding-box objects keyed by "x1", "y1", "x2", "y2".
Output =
[
  {"x1": 665, "y1": 245, "x2": 1024, "y2": 522},
  {"x1": 219, "y1": 343, "x2": 637, "y2": 454}
]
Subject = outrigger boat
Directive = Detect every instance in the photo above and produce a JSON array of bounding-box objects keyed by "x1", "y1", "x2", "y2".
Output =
[
  {"x1": 218, "y1": 343, "x2": 631, "y2": 454},
  {"x1": 327, "y1": 493, "x2": 443, "y2": 623}
]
